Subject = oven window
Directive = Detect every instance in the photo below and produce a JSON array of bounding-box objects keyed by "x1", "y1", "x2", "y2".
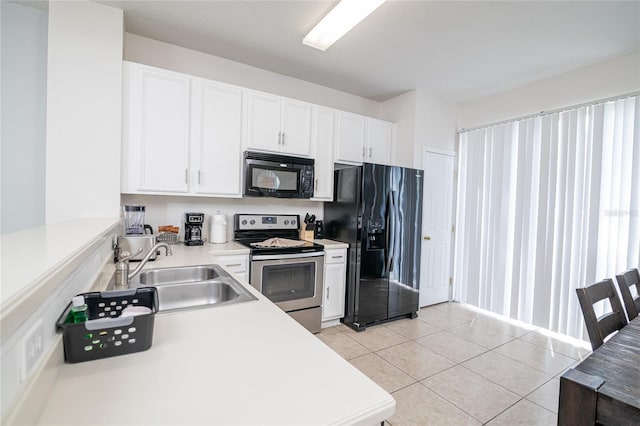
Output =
[
  {"x1": 251, "y1": 166, "x2": 298, "y2": 191},
  {"x1": 261, "y1": 262, "x2": 316, "y2": 303}
]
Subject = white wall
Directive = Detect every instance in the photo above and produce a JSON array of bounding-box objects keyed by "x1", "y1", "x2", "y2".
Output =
[
  {"x1": 380, "y1": 90, "x2": 416, "y2": 168},
  {"x1": 45, "y1": 1, "x2": 123, "y2": 224},
  {"x1": 121, "y1": 194, "x2": 324, "y2": 242},
  {"x1": 459, "y1": 50, "x2": 640, "y2": 129},
  {"x1": 124, "y1": 33, "x2": 380, "y2": 117},
  {"x1": 1, "y1": 2, "x2": 48, "y2": 234},
  {"x1": 413, "y1": 89, "x2": 458, "y2": 167},
  {"x1": 380, "y1": 88, "x2": 458, "y2": 169}
]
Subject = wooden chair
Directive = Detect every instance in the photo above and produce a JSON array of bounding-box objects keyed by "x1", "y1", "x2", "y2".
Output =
[
  {"x1": 576, "y1": 278, "x2": 628, "y2": 350},
  {"x1": 616, "y1": 268, "x2": 640, "y2": 320}
]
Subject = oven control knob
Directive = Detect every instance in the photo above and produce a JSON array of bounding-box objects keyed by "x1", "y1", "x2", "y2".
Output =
[
  {"x1": 250, "y1": 220, "x2": 255, "y2": 225},
  {"x1": 291, "y1": 219, "x2": 296, "y2": 226},
  {"x1": 284, "y1": 220, "x2": 289, "y2": 225},
  {"x1": 241, "y1": 220, "x2": 247, "y2": 225}
]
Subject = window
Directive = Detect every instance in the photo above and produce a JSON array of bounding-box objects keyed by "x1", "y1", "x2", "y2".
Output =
[{"x1": 454, "y1": 95, "x2": 639, "y2": 339}]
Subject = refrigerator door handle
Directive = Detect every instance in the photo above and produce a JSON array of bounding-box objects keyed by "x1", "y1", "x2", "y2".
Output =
[
  {"x1": 388, "y1": 190, "x2": 397, "y2": 273},
  {"x1": 385, "y1": 190, "x2": 396, "y2": 274},
  {"x1": 385, "y1": 192, "x2": 391, "y2": 274}
]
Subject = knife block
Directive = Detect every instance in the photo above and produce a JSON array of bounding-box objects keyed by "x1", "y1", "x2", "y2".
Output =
[{"x1": 300, "y1": 229, "x2": 315, "y2": 242}]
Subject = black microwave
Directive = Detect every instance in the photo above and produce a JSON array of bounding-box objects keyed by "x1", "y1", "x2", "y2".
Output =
[{"x1": 243, "y1": 151, "x2": 314, "y2": 198}]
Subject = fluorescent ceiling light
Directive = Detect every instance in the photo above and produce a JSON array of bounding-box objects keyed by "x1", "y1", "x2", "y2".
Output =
[{"x1": 303, "y1": 0, "x2": 386, "y2": 51}]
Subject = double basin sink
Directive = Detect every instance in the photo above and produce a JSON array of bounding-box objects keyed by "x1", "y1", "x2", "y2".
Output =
[{"x1": 113, "y1": 264, "x2": 257, "y2": 312}]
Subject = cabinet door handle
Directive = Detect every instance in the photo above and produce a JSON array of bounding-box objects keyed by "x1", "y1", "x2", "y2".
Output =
[
  {"x1": 369, "y1": 147, "x2": 372, "y2": 158},
  {"x1": 277, "y1": 131, "x2": 282, "y2": 145},
  {"x1": 326, "y1": 286, "x2": 330, "y2": 299},
  {"x1": 282, "y1": 132, "x2": 285, "y2": 145},
  {"x1": 361, "y1": 146, "x2": 365, "y2": 157},
  {"x1": 331, "y1": 255, "x2": 343, "y2": 259},
  {"x1": 315, "y1": 178, "x2": 318, "y2": 191},
  {"x1": 225, "y1": 263, "x2": 242, "y2": 267},
  {"x1": 198, "y1": 170, "x2": 201, "y2": 185},
  {"x1": 185, "y1": 169, "x2": 188, "y2": 184}
]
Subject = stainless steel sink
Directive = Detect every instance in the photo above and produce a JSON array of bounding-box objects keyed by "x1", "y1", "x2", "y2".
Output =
[
  {"x1": 117, "y1": 264, "x2": 256, "y2": 312},
  {"x1": 137, "y1": 265, "x2": 220, "y2": 285},
  {"x1": 154, "y1": 280, "x2": 244, "y2": 312}
]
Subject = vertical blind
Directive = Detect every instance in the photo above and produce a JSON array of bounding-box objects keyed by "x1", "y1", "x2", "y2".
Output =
[{"x1": 454, "y1": 95, "x2": 640, "y2": 340}]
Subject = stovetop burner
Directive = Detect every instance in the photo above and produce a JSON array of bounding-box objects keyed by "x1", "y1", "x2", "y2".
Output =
[{"x1": 234, "y1": 214, "x2": 324, "y2": 256}]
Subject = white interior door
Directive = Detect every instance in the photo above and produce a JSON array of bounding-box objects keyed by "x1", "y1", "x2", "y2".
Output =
[{"x1": 420, "y1": 149, "x2": 455, "y2": 307}]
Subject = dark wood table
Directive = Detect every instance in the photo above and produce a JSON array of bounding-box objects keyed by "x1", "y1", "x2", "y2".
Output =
[{"x1": 558, "y1": 316, "x2": 640, "y2": 425}]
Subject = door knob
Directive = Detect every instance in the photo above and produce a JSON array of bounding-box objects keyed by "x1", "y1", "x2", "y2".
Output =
[{"x1": 423, "y1": 236, "x2": 431, "y2": 240}]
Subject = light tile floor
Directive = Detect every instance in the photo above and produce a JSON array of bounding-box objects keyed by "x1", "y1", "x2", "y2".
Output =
[{"x1": 317, "y1": 302, "x2": 591, "y2": 425}]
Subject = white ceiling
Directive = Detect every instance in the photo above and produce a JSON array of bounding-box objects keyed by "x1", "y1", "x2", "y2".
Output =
[{"x1": 98, "y1": 0, "x2": 639, "y2": 102}]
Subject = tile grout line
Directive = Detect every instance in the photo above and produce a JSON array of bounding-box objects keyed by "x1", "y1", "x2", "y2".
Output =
[
  {"x1": 401, "y1": 326, "x2": 556, "y2": 418},
  {"x1": 318, "y1": 307, "x2": 572, "y2": 423}
]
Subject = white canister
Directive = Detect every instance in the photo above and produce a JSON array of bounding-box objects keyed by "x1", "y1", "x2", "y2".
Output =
[{"x1": 210, "y1": 211, "x2": 227, "y2": 244}]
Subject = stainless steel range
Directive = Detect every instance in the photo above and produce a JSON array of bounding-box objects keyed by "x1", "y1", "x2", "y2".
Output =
[{"x1": 234, "y1": 214, "x2": 324, "y2": 333}]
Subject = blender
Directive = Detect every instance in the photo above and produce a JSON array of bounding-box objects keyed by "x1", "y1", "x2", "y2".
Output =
[
  {"x1": 119, "y1": 205, "x2": 156, "y2": 261},
  {"x1": 123, "y1": 205, "x2": 148, "y2": 235}
]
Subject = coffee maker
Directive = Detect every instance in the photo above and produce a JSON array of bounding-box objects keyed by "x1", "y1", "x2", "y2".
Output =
[{"x1": 184, "y1": 213, "x2": 204, "y2": 246}]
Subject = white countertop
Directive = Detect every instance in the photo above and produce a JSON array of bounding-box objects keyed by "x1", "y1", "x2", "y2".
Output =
[
  {"x1": 36, "y1": 243, "x2": 394, "y2": 425},
  {"x1": 141, "y1": 242, "x2": 249, "y2": 269},
  {"x1": 314, "y1": 239, "x2": 349, "y2": 249},
  {"x1": 207, "y1": 241, "x2": 251, "y2": 256},
  {"x1": 0, "y1": 218, "x2": 119, "y2": 312}
]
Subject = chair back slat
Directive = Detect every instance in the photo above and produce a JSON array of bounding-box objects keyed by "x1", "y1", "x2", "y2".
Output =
[
  {"x1": 576, "y1": 278, "x2": 628, "y2": 350},
  {"x1": 616, "y1": 268, "x2": 640, "y2": 320},
  {"x1": 598, "y1": 313, "x2": 627, "y2": 340},
  {"x1": 587, "y1": 280, "x2": 617, "y2": 303}
]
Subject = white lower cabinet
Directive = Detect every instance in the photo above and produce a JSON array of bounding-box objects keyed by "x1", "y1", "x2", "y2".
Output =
[
  {"x1": 322, "y1": 248, "x2": 347, "y2": 322},
  {"x1": 212, "y1": 254, "x2": 249, "y2": 283}
]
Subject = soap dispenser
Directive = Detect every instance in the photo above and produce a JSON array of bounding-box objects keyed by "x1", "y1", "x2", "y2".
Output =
[{"x1": 68, "y1": 296, "x2": 88, "y2": 323}]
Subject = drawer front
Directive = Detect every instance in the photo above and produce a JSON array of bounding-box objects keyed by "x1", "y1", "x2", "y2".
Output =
[
  {"x1": 324, "y1": 248, "x2": 347, "y2": 265},
  {"x1": 212, "y1": 254, "x2": 249, "y2": 273}
]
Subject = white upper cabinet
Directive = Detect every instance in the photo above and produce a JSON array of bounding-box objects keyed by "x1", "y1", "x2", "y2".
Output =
[
  {"x1": 281, "y1": 99, "x2": 313, "y2": 156},
  {"x1": 246, "y1": 92, "x2": 282, "y2": 153},
  {"x1": 311, "y1": 107, "x2": 335, "y2": 201},
  {"x1": 366, "y1": 119, "x2": 393, "y2": 165},
  {"x1": 122, "y1": 62, "x2": 397, "y2": 199},
  {"x1": 123, "y1": 62, "x2": 191, "y2": 193},
  {"x1": 122, "y1": 62, "x2": 243, "y2": 197},
  {"x1": 335, "y1": 111, "x2": 366, "y2": 164},
  {"x1": 246, "y1": 91, "x2": 312, "y2": 157},
  {"x1": 334, "y1": 111, "x2": 394, "y2": 165},
  {"x1": 190, "y1": 79, "x2": 243, "y2": 196}
]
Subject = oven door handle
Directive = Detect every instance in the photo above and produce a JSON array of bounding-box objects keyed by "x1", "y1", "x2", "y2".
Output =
[{"x1": 251, "y1": 252, "x2": 324, "y2": 261}]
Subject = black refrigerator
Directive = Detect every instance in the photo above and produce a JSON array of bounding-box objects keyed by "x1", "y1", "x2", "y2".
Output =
[{"x1": 324, "y1": 163, "x2": 423, "y2": 331}]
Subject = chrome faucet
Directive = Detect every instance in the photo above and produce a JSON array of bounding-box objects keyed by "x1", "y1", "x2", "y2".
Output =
[{"x1": 114, "y1": 242, "x2": 173, "y2": 289}]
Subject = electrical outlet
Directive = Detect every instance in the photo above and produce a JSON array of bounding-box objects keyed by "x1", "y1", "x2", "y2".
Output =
[{"x1": 20, "y1": 318, "x2": 44, "y2": 382}]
